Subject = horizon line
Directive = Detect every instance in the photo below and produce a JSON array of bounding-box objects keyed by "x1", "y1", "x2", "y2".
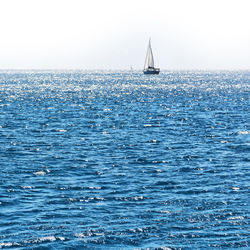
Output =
[{"x1": 0, "y1": 68, "x2": 249, "y2": 71}]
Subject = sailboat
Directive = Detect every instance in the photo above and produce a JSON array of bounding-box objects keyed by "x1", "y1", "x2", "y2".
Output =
[{"x1": 143, "y1": 39, "x2": 160, "y2": 74}]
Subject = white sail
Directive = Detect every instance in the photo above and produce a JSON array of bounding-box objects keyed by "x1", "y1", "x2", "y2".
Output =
[{"x1": 144, "y1": 39, "x2": 154, "y2": 69}]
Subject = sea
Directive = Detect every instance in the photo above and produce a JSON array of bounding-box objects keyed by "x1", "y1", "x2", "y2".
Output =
[{"x1": 0, "y1": 70, "x2": 249, "y2": 249}]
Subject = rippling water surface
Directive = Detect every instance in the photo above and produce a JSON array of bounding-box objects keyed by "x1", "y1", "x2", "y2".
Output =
[{"x1": 0, "y1": 70, "x2": 249, "y2": 249}]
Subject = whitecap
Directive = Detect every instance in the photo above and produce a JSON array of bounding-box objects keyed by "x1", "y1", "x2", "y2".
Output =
[
  {"x1": 220, "y1": 140, "x2": 228, "y2": 143},
  {"x1": 161, "y1": 210, "x2": 171, "y2": 214},
  {"x1": 58, "y1": 129, "x2": 67, "y2": 132},
  {"x1": 0, "y1": 242, "x2": 13, "y2": 247},
  {"x1": 89, "y1": 186, "x2": 101, "y2": 190},
  {"x1": 0, "y1": 242, "x2": 20, "y2": 248},
  {"x1": 133, "y1": 196, "x2": 144, "y2": 201},
  {"x1": 238, "y1": 131, "x2": 249, "y2": 134},
  {"x1": 22, "y1": 186, "x2": 33, "y2": 189},
  {"x1": 228, "y1": 216, "x2": 244, "y2": 220},
  {"x1": 34, "y1": 170, "x2": 46, "y2": 176},
  {"x1": 75, "y1": 233, "x2": 85, "y2": 238},
  {"x1": 156, "y1": 169, "x2": 163, "y2": 173},
  {"x1": 40, "y1": 236, "x2": 56, "y2": 242}
]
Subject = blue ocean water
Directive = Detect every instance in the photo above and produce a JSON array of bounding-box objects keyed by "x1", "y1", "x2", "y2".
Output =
[{"x1": 0, "y1": 70, "x2": 249, "y2": 249}]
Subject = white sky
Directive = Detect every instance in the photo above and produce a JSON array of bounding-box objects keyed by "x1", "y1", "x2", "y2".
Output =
[{"x1": 0, "y1": 0, "x2": 249, "y2": 70}]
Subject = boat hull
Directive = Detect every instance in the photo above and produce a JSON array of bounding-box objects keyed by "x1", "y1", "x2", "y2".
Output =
[{"x1": 143, "y1": 68, "x2": 160, "y2": 74}]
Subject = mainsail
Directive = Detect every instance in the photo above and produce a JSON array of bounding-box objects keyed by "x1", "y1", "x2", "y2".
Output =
[
  {"x1": 144, "y1": 39, "x2": 154, "y2": 69},
  {"x1": 143, "y1": 38, "x2": 160, "y2": 74}
]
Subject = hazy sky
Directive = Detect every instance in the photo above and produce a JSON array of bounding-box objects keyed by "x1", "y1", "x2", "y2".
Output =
[{"x1": 0, "y1": 0, "x2": 250, "y2": 70}]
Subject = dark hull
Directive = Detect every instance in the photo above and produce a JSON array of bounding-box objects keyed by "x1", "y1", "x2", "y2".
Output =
[{"x1": 143, "y1": 68, "x2": 160, "y2": 74}]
